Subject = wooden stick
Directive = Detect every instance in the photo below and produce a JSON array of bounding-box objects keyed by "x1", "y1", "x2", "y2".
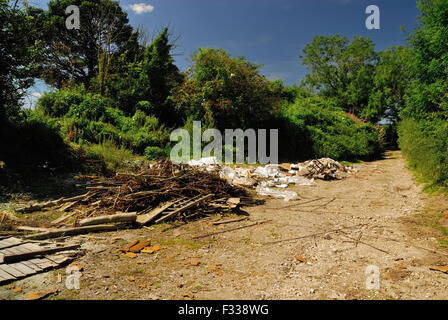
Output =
[
  {"x1": 17, "y1": 226, "x2": 52, "y2": 232},
  {"x1": 3, "y1": 244, "x2": 81, "y2": 263},
  {"x1": 51, "y1": 212, "x2": 77, "y2": 226},
  {"x1": 193, "y1": 220, "x2": 272, "y2": 240},
  {"x1": 338, "y1": 231, "x2": 390, "y2": 254},
  {"x1": 264, "y1": 224, "x2": 367, "y2": 245},
  {"x1": 212, "y1": 217, "x2": 249, "y2": 226},
  {"x1": 24, "y1": 224, "x2": 118, "y2": 240},
  {"x1": 78, "y1": 212, "x2": 137, "y2": 227},
  {"x1": 16, "y1": 193, "x2": 91, "y2": 213}
]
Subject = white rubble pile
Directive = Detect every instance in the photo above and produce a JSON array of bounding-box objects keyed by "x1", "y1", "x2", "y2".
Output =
[{"x1": 186, "y1": 157, "x2": 355, "y2": 201}]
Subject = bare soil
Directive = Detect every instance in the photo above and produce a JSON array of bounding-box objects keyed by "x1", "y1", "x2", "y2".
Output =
[{"x1": 1, "y1": 150, "x2": 448, "y2": 300}]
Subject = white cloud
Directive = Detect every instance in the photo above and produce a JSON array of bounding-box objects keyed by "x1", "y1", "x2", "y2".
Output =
[
  {"x1": 30, "y1": 92, "x2": 42, "y2": 98},
  {"x1": 128, "y1": 3, "x2": 154, "y2": 15}
]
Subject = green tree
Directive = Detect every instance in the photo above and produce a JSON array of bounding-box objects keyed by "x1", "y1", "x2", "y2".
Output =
[
  {"x1": 0, "y1": 0, "x2": 38, "y2": 123},
  {"x1": 300, "y1": 35, "x2": 378, "y2": 118},
  {"x1": 366, "y1": 46, "x2": 411, "y2": 123},
  {"x1": 36, "y1": 0, "x2": 136, "y2": 89},
  {"x1": 402, "y1": 0, "x2": 448, "y2": 120},
  {"x1": 105, "y1": 28, "x2": 183, "y2": 124},
  {"x1": 174, "y1": 47, "x2": 283, "y2": 130}
]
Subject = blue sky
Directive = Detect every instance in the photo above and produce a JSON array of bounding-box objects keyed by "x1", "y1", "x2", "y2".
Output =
[{"x1": 26, "y1": 0, "x2": 421, "y2": 106}]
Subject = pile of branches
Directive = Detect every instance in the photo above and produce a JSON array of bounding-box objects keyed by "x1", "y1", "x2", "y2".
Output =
[
  {"x1": 17, "y1": 160, "x2": 258, "y2": 225},
  {"x1": 81, "y1": 160, "x2": 250, "y2": 215}
]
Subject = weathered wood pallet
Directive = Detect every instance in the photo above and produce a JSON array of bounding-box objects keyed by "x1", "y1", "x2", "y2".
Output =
[
  {"x1": 0, "y1": 237, "x2": 76, "y2": 285},
  {"x1": 136, "y1": 194, "x2": 214, "y2": 225}
]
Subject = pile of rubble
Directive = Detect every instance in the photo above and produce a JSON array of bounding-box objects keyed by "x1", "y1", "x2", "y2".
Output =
[
  {"x1": 188, "y1": 157, "x2": 355, "y2": 201},
  {"x1": 9, "y1": 157, "x2": 355, "y2": 238}
]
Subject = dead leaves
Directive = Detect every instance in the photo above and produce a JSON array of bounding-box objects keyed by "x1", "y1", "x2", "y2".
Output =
[
  {"x1": 25, "y1": 289, "x2": 58, "y2": 300},
  {"x1": 110, "y1": 236, "x2": 122, "y2": 243},
  {"x1": 296, "y1": 256, "x2": 307, "y2": 263}
]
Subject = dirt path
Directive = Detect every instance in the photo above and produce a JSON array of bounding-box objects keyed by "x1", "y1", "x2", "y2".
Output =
[{"x1": 2, "y1": 151, "x2": 448, "y2": 300}]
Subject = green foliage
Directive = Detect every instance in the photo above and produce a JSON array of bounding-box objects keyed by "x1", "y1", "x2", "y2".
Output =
[
  {"x1": 0, "y1": 1, "x2": 39, "y2": 123},
  {"x1": 0, "y1": 115, "x2": 76, "y2": 168},
  {"x1": 402, "y1": 0, "x2": 448, "y2": 120},
  {"x1": 35, "y1": 0, "x2": 137, "y2": 89},
  {"x1": 278, "y1": 95, "x2": 384, "y2": 161},
  {"x1": 35, "y1": 87, "x2": 169, "y2": 156},
  {"x1": 398, "y1": 118, "x2": 448, "y2": 187},
  {"x1": 144, "y1": 146, "x2": 168, "y2": 160},
  {"x1": 83, "y1": 140, "x2": 135, "y2": 172},
  {"x1": 105, "y1": 28, "x2": 183, "y2": 122},
  {"x1": 301, "y1": 35, "x2": 378, "y2": 118},
  {"x1": 398, "y1": 0, "x2": 448, "y2": 188},
  {"x1": 367, "y1": 46, "x2": 411, "y2": 123},
  {"x1": 174, "y1": 48, "x2": 283, "y2": 130}
]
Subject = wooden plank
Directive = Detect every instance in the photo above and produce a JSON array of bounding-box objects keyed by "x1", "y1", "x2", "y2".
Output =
[
  {"x1": 5, "y1": 246, "x2": 29, "y2": 255},
  {"x1": 136, "y1": 201, "x2": 178, "y2": 225},
  {"x1": 51, "y1": 212, "x2": 76, "y2": 226},
  {"x1": 0, "y1": 237, "x2": 22, "y2": 249},
  {"x1": 0, "y1": 264, "x2": 26, "y2": 278},
  {"x1": 0, "y1": 268, "x2": 16, "y2": 282},
  {"x1": 29, "y1": 258, "x2": 57, "y2": 269},
  {"x1": 17, "y1": 226, "x2": 52, "y2": 232},
  {"x1": 0, "y1": 252, "x2": 4, "y2": 264},
  {"x1": 78, "y1": 212, "x2": 136, "y2": 227},
  {"x1": 46, "y1": 254, "x2": 73, "y2": 265},
  {"x1": 18, "y1": 242, "x2": 43, "y2": 252},
  {"x1": 24, "y1": 224, "x2": 118, "y2": 240},
  {"x1": 3, "y1": 244, "x2": 80, "y2": 263},
  {"x1": 9, "y1": 262, "x2": 36, "y2": 276},
  {"x1": 21, "y1": 260, "x2": 43, "y2": 272},
  {"x1": 155, "y1": 194, "x2": 214, "y2": 223},
  {"x1": 0, "y1": 248, "x2": 20, "y2": 256},
  {"x1": 8, "y1": 244, "x2": 34, "y2": 254}
]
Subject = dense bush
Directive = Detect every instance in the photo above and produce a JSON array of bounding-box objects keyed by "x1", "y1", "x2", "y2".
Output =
[
  {"x1": 278, "y1": 96, "x2": 384, "y2": 161},
  {"x1": 35, "y1": 88, "x2": 169, "y2": 156},
  {"x1": 144, "y1": 146, "x2": 168, "y2": 160},
  {"x1": 398, "y1": 118, "x2": 448, "y2": 187},
  {"x1": 397, "y1": 0, "x2": 448, "y2": 188},
  {"x1": 0, "y1": 115, "x2": 76, "y2": 168},
  {"x1": 174, "y1": 48, "x2": 283, "y2": 130}
]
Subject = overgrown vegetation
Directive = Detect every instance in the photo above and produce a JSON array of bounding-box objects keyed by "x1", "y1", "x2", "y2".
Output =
[
  {"x1": 6, "y1": 0, "x2": 441, "y2": 179},
  {"x1": 397, "y1": 0, "x2": 448, "y2": 188}
]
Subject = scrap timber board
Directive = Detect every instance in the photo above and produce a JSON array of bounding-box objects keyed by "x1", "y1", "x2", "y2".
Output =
[{"x1": 0, "y1": 237, "x2": 74, "y2": 285}]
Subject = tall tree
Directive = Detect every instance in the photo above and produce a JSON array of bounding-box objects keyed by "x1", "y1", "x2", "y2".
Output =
[
  {"x1": 300, "y1": 35, "x2": 378, "y2": 118},
  {"x1": 402, "y1": 0, "x2": 448, "y2": 120},
  {"x1": 0, "y1": 0, "x2": 38, "y2": 123},
  {"x1": 174, "y1": 47, "x2": 283, "y2": 130},
  {"x1": 366, "y1": 46, "x2": 411, "y2": 123},
  {"x1": 37, "y1": 0, "x2": 135, "y2": 89},
  {"x1": 106, "y1": 28, "x2": 183, "y2": 124}
]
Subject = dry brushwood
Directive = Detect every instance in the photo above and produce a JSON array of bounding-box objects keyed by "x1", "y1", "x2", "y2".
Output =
[{"x1": 18, "y1": 160, "x2": 256, "y2": 227}]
